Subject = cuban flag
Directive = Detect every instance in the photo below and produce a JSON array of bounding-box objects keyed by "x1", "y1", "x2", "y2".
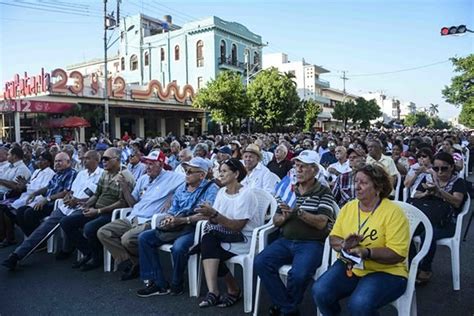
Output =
[{"x1": 274, "y1": 174, "x2": 297, "y2": 209}]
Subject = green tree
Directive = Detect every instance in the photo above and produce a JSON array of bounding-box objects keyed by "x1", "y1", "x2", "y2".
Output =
[
  {"x1": 442, "y1": 54, "x2": 474, "y2": 128},
  {"x1": 247, "y1": 67, "x2": 301, "y2": 131},
  {"x1": 304, "y1": 99, "x2": 322, "y2": 132},
  {"x1": 333, "y1": 97, "x2": 381, "y2": 130},
  {"x1": 429, "y1": 116, "x2": 451, "y2": 129},
  {"x1": 192, "y1": 71, "x2": 250, "y2": 132},
  {"x1": 404, "y1": 112, "x2": 431, "y2": 127},
  {"x1": 332, "y1": 100, "x2": 355, "y2": 130},
  {"x1": 428, "y1": 103, "x2": 439, "y2": 117},
  {"x1": 352, "y1": 97, "x2": 382, "y2": 129}
]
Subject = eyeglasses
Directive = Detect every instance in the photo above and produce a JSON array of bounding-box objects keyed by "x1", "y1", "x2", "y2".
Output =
[
  {"x1": 432, "y1": 166, "x2": 449, "y2": 172},
  {"x1": 101, "y1": 156, "x2": 117, "y2": 162}
]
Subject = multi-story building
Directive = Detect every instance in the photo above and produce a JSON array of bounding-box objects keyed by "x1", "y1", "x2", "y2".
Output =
[
  {"x1": 263, "y1": 53, "x2": 338, "y2": 130},
  {"x1": 362, "y1": 92, "x2": 401, "y2": 123},
  {"x1": 1, "y1": 14, "x2": 263, "y2": 141},
  {"x1": 320, "y1": 87, "x2": 359, "y2": 130}
]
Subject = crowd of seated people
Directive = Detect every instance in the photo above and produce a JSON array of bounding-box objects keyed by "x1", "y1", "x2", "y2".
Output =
[{"x1": 0, "y1": 127, "x2": 471, "y2": 314}]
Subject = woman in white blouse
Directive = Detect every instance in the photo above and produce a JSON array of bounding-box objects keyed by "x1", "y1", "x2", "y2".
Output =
[{"x1": 196, "y1": 158, "x2": 260, "y2": 308}]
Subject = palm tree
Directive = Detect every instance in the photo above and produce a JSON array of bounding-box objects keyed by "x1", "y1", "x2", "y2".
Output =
[{"x1": 429, "y1": 103, "x2": 439, "y2": 117}]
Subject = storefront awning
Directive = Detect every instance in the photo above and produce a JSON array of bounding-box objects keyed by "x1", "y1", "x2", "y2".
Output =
[{"x1": 44, "y1": 116, "x2": 90, "y2": 129}]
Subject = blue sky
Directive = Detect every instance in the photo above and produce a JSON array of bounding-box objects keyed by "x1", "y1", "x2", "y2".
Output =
[{"x1": 1, "y1": 0, "x2": 472, "y2": 119}]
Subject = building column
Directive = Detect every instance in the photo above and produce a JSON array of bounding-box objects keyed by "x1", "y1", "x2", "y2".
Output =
[
  {"x1": 138, "y1": 117, "x2": 145, "y2": 138},
  {"x1": 160, "y1": 118, "x2": 166, "y2": 137},
  {"x1": 14, "y1": 112, "x2": 21, "y2": 142},
  {"x1": 79, "y1": 127, "x2": 85, "y2": 143},
  {"x1": 200, "y1": 117, "x2": 207, "y2": 134},
  {"x1": 114, "y1": 116, "x2": 121, "y2": 139},
  {"x1": 179, "y1": 119, "x2": 185, "y2": 136}
]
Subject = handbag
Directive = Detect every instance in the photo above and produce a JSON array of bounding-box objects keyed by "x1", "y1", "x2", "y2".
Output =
[
  {"x1": 410, "y1": 196, "x2": 453, "y2": 228},
  {"x1": 156, "y1": 180, "x2": 215, "y2": 242},
  {"x1": 203, "y1": 222, "x2": 246, "y2": 243}
]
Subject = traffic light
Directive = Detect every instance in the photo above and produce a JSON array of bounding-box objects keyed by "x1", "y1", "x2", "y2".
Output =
[{"x1": 440, "y1": 25, "x2": 467, "y2": 36}]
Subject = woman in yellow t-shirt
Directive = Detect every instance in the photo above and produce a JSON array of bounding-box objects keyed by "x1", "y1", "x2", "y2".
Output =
[{"x1": 313, "y1": 164, "x2": 410, "y2": 316}]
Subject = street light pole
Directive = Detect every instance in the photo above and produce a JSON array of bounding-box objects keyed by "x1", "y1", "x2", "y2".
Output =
[{"x1": 103, "y1": 0, "x2": 109, "y2": 137}]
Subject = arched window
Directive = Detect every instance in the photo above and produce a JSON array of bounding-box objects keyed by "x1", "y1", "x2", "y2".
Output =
[
  {"x1": 130, "y1": 54, "x2": 138, "y2": 71},
  {"x1": 253, "y1": 52, "x2": 259, "y2": 66},
  {"x1": 196, "y1": 40, "x2": 204, "y2": 67},
  {"x1": 144, "y1": 51, "x2": 149, "y2": 66},
  {"x1": 175, "y1": 45, "x2": 180, "y2": 61},
  {"x1": 160, "y1": 48, "x2": 165, "y2": 62},
  {"x1": 231, "y1": 44, "x2": 237, "y2": 65},
  {"x1": 220, "y1": 40, "x2": 226, "y2": 61},
  {"x1": 120, "y1": 57, "x2": 125, "y2": 70}
]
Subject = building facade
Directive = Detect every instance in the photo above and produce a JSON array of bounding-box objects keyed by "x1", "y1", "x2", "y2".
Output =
[{"x1": 1, "y1": 14, "x2": 263, "y2": 142}]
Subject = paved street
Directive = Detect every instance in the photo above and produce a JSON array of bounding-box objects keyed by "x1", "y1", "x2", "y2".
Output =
[{"x1": 1, "y1": 179, "x2": 474, "y2": 316}]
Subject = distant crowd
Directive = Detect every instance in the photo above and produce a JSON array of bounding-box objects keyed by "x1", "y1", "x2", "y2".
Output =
[{"x1": 0, "y1": 127, "x2": 472, "y2": 315}]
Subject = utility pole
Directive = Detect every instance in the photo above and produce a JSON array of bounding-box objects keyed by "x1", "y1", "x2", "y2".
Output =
[
  {"x1": 103, "y1": 0, "x2": 109, "y2": 137},
  {"x1": 340, "y1": 70, "x2": 349, "y2": 97},
  {"x1": 103, "y1": 0, "x2": 120, "y2": 138},
  {"x1": 340, "y1": 70, "x2": 349, "y2": 131}
]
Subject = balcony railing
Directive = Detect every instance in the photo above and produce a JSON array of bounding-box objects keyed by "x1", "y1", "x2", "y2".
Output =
[
  {"x1": 218, "y1": 56, "x2": 245, "y2": 70},
  {"x1": 313, "y1": 94, "x2": 331, "y2": 105},
  {"x1": 314, "y1": 78, "x2": 330, "y2": 88}
]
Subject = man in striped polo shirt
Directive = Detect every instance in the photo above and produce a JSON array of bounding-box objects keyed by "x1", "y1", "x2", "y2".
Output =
[{"x1": 255, "y1": 150, "x2": 336, "y2": 316}]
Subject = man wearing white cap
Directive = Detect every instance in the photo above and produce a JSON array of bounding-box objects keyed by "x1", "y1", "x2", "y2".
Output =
[
  {"x1": 97, "y1": 150, "x2": 185, "y2": 281},
  {"x1": 255, "y1": 149, "x2": 335, "y2": 316},
  {"x1": 240, "y1": 144, "x2": 279, "y2": 194}
]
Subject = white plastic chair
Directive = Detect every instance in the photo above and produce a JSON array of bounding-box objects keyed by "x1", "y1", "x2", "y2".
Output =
[
  {"x1": 104, "y1": 207, "x2": 132, "y2": 272},
  {"x1": 391, "y1": 201, "x2": 433, "y2": 316},
  {"x1": 402, "y1": 187, "x2": 410, "y2": 202},
  {"x1": 195, "y1": 188, "x2": 277, "y2": 313},
  {"x1": 253, "y1": 201, "x2": 339, "y2": 316},
  {"x1": 394, "y1": 173, "x2": 402, "y2": 201},
  {"x1": 150, "y1": 213, "x2": 203, "y2": 297},
  {"x1": 435, "y1": 196, "x2": 471, "y2": 291}
]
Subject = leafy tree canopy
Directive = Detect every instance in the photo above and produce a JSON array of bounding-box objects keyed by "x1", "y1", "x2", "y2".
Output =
[
  {"x1": 442, "y1": 54, "x2": 474, "y2": 127},
  {"x1": 192, "y1": 71, "x2": 250, "y2": 129},
  {"x1": 247, "y1": 67, "x2": 300, "y2": 130}
]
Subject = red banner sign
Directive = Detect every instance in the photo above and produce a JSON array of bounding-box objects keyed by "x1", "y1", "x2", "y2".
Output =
[{"x1": 0, "y1": 100, "x2": 74, "y2": 113}]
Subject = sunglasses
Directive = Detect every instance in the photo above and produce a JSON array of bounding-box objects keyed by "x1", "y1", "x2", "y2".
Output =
[
  {"x1": 185, "y1": 169, "x2": 203, "y2": 175},
  {"x1": 432, "y1": 166, "x2": 449, "y2": 172},
  {"x1": 101, "y1": 156, "x2": 117, "y2": 162},
  {"x1": 224, "y1": 158, "x2": 240, "y2": 170}
]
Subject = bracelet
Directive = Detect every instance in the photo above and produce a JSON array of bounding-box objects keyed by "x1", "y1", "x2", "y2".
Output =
[
  {"x1": 186, "y1": 216, "x2": 191, "y2": 224},
  {"x1": 366, "y1": 248, "x2": 372, "y2": 259}
]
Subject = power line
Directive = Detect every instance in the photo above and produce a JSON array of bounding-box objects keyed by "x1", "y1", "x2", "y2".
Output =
[
  {"x1": 0, "y1": 1, "x2": 102, "y2": 17},
  {"x1": 349, "y1": 60, "x2": 451, "y2": 77}
]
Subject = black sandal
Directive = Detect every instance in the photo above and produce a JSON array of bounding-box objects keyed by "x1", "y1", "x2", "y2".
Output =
[
  {"x1": 199, "y1": 292, "x2": 220, "y2": 308},
  {"x1": 217, "y1": 290, "x2": 242, "y2": 308}
]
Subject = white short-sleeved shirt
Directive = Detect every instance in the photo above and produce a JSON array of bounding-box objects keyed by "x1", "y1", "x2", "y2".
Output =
[
  {"x1": 57, "y1": 167, "x2": 104, "y2": 215},
  {"x1": 241, "y1": 162, "x2": 279, "y2": 194},
  {"x1": 328, "y1": 160, "x2": 351, "y2": 175},
  {"x1": 10, "y1": 167, "x2": 56, "y2": 210},
  {"x1": 0, "y1": 160, "x2": 32, "y2": 194},
  {"x1": 213, "y1": 186, "x2": 261, "y2": 255}
]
